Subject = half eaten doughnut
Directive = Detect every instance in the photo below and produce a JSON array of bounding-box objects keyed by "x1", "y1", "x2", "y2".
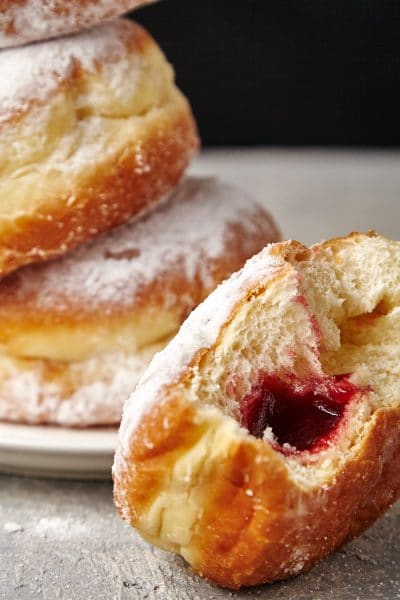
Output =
[{"x1": 113, "y1": 231, "x2": 400, "y2": 588}]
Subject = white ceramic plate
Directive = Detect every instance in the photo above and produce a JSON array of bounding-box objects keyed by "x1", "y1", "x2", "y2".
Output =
[{"x1": 0, "y1": 423, "x2": 118, "y2": 479}]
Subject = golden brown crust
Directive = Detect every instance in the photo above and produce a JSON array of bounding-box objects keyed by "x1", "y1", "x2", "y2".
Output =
[
  {"x1": 0, "y1": 97, "x2": 199, "y2": 277},
  {"x1": 194, "y1": 407, "x2": 400, "y2": 588},
  {"x1": 115, "y1": 384, "x2": 400, "y2": 589}
]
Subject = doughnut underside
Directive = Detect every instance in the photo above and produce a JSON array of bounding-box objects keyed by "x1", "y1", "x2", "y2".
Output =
[{"x1": 0, "y1": 343, "x2": 166, "y2": 427}]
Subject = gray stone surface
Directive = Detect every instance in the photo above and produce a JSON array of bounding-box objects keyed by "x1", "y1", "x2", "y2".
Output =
[
  {"x1": 1, "y1": 475, "x2": 399, "y2": 600},
  {"x1": 1, "y1": 150, "x2": 400, "y2": 599},
  {"x1": 191, "y1": 148, "x2": 400, "y2": 246}
]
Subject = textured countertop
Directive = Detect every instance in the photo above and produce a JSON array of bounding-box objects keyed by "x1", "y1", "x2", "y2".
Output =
[{"x1": 1, "y1": 149, "x2": 400, "y2": 600}]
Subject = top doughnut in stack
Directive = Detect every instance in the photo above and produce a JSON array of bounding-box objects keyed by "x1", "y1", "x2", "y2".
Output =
[{"x1": 0, "y1": 1, "x2": 199, "y2": 275}]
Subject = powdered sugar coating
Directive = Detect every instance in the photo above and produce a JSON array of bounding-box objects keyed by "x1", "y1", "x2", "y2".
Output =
[
  {"x1": 0, "y1": 343, "x2": 163, "y2": 426},
  {"x1": 0, "y1": 19, "x2": 145, "y2": 124},
  {"x1": 0, "y1": 177, "x2": 277, "y2": 317},
  {"x1": 0, "y1": 0, "x2": 154, "y2": 48},
  {"x1": 116, "y1": 245, "x2": 285, "y2": 456}
]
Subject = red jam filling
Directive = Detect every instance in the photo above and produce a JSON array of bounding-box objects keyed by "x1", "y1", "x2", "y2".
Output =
[{"x1": 240, "y1": 373, "x2": 362, "y2": 453}]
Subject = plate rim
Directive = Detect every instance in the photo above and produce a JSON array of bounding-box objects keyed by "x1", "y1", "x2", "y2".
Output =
[{"x1": 0, "y1": 422, "x2": 118, "y2": 455}]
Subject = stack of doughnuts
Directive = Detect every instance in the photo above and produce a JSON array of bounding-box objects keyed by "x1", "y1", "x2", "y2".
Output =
[{"x1": 0, "y1": 3, "x2": 281, "y2": 426}]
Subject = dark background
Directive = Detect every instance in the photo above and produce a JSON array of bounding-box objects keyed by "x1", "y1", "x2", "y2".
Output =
[{"x1": 131, "y1": 0, "x2": 400, "y2": 146}]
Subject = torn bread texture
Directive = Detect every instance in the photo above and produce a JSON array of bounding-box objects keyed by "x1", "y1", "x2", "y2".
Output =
[{"x1": 114, "y1": 231, "x2": 400, "y2": 588}]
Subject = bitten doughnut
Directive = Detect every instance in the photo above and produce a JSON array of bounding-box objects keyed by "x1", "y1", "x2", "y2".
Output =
[
  {"x1": 0, "y1": 177, "x2": 280, "y2": 427},
  {"x1": 0, "y1": 19, "x2": 198, "y2": 276},
  {"x1": 0, "y1": 0, "x2": 155, "y2": 48},
  {"x1": 114, "y1": 231, "x2": 400, "y2": 589}
]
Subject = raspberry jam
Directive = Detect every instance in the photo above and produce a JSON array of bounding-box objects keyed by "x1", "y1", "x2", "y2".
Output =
[{"x1": 240, "y1": 373, "x2": 362, "y2": 453}]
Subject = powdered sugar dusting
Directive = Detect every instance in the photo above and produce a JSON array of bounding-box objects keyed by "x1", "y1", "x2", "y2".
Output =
[
  {"x1": 3, "y1": 521, "x2": 23, "y2": 533},
  {"x1": 0, "y1": 0, "x2": 153, "y2": 48},
  {"x1": 116, "y1": 244, "x2": 285, "y2": 457},
  {"x1": 1, "y1": 177, "x2": 277, "y2": 316},
  {"x1": 34, "y1": 516, "x2": 87, "y2": 539},
  {"x1": 0, "y1": 343, "x2": 162, "y2": 427},
  {"x1": 0, "y1": 19, "x2": 141, "y2": 124}
]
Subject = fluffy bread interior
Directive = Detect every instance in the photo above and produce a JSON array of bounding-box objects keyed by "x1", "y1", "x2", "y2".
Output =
[{"x1": 174, "y1": 233, "x2": 400, "y2": 485}]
